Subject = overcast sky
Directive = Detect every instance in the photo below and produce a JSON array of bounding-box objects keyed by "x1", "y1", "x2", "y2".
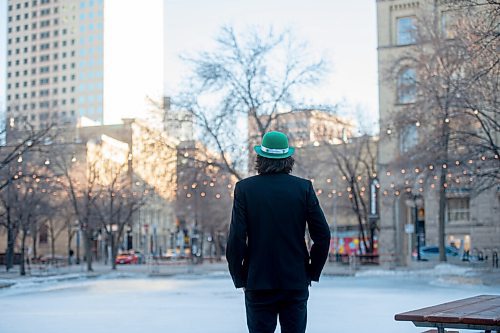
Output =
[
  {"x1": 0, "y1": 0, "x2": 379, "y2": 130},
  {"x1": 164, "y1": 0, "x2": 379, "y2": 130}
]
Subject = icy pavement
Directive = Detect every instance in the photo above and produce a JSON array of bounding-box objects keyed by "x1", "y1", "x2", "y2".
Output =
[{"x1": 0, "y1": 272, "x2": 498, "y2": 333}]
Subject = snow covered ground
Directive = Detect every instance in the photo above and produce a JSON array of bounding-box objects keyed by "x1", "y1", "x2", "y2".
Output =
[{"x1": 0, "y1": 272, "x2": 498, "y2": 333}]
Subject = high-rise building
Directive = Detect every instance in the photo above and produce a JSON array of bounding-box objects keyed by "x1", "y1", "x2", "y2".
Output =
[{"x1": 5, "y1": 0, "x2": 164, "y2": 134}]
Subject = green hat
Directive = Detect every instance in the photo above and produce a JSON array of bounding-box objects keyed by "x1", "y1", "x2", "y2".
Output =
[{"x1": 254, "y1": 131, "x2": 295, "y2": 159}]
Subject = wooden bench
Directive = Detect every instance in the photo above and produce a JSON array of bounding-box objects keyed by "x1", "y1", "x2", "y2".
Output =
[{"x1": 395, "y1": 295, "x2": 500, "y2": 333}]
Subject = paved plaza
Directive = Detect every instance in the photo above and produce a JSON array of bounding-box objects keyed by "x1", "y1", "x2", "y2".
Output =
[{"x1": 0, "y1": 262, "x2": 499, "y2": 333}]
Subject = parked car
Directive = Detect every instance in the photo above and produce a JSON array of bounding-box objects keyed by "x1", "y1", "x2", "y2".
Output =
[
  {"x1": 115, "y1": 251, "x2": 143, "y2": 264},
  {"x1": 413, "y1": 245, "x2": 461, "y2": 261}
]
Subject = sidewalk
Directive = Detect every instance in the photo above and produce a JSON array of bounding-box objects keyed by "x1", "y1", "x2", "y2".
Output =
[{"x1": 1, "y1": 260, "x2": 499, "y2": 289}]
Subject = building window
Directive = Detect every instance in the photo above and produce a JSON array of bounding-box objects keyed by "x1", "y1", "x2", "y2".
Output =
[
  {"x1": 397, "y1": 68, "x2": 416, "y2": 104},
  {"x1": 397, "y1": 16, "x2": 416, "y2": 45},
  {"x1": 400, "y1": 125, "x2": 418, "y2": 153},
  {"x1": 447, "y1": 198, "x2": 470, "y2": 223}
]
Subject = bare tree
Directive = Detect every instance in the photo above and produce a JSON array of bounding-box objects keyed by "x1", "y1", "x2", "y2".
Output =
[
  {"x1": 175, "y1": 141, "x2": 235, "y2": 261},
  {"x1": 386, "y1": 0, "x2": 499, "y2": 261},
  {"x1": 328, "y1": 136, "x2": 378, "y2": 254},
  {"x1": 176, "y1": 25, "x2": 330, "y2": 179},
  {"x1": 0, "y1": 158, "x2": 53, "y2": 275},
  {"x1": 91, "y1": 159, "x2": 149, "y2": 270},
  {"x1": 51, "y1": 145, "x2": 100, "y2": 272}
]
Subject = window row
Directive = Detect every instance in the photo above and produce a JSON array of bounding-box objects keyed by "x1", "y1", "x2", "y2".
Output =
[
  {"x1": 8, "y1": 95, "x2": 77, "y2": 106},
  {"x1": 7, "y1": 28, "x2": 72, "y2": 44},
  {"x1": 7, "y1": 75, "x2": 77, "y2": 90},
  {"x1": 78, "y1": 10, "x2": 104, "y2": 21},
  {"x1": 79, "y1": 22, "x2": 103, "y2": 33},
  {"x1": 396, "y1": 12, "x2": 460, "y2": 46},
  {"x1": 11, "y1": 111, "x2": 77, "y2": 124},
  {"x1": 7, "y1": 63, "x2": 76, "y2": 78},
  {"x1": 7, "y1": 7, "x2": 59, "y2": 22},
  {"x1": 7, "y1": 0, "x2": 51, "y2": 11},
  {"x1": 80, "y1": 0, "x2": 104, "y2": 9},
  {"x1": 7, "y1": 87, "x2": 76, "y2": 99},
  {"x1": 7, "y1": 39, "x2": 77, "y2": 55},
  {"x1": 7, "y1": 51, "x2": 77, "y2": 67},
  {"x1": 7, "y1": 18, "x2": 59, "y2": 33}
]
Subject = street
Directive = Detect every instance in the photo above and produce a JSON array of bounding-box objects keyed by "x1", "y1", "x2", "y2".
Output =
[{"x1": 0, "y1": 272, "x2": 498, "y2": 333}]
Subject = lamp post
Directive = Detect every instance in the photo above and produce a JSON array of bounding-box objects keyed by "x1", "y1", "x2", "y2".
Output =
[
  {"x1": 413, "y1": 194, "x2": 424, "y2": 261},
  {"x1": 368, "y1": 177, "x2": 379, "y2": 254}
]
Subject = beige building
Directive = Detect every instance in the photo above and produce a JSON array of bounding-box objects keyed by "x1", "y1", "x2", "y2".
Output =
[
  {"x1": 0, "y1": 117, "x2": 188, "y2": 262},
  {"x1": 248, "y1": 109, "x2": 355, "y2": 149},
  {"x1": 376, "y1": 0, "x2": 499, "y2": 266}
]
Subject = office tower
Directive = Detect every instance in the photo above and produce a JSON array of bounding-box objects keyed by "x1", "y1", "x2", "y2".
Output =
[{"x1": 5, "y1": 0, "x2": 164, "y2": 133}]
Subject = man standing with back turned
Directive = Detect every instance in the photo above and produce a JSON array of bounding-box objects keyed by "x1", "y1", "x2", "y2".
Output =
[{"x1": 227, "y1": 131, "x2": 331, "y2": 333}]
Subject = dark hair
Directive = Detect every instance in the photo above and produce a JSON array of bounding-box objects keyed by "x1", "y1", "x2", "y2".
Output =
[{"x1": 255, "y1": 155, "x2": 295, "y2": 175}]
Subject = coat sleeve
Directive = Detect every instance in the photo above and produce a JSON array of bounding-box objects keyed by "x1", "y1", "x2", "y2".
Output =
[
  {"x1": 226, "y1": 182, "x2": 248, "y2": 288},
  {"x1": 306, "y1": 181, "x2": 331, "y2": 282}
]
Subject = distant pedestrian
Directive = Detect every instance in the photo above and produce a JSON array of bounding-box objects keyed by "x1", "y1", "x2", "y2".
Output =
[{"x1": 226, "y1": 131, "x2": 331, "y2": 333}]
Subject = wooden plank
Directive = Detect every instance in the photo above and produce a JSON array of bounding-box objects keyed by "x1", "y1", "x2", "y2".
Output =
[
  {"x1": 426, "y1": 297, "x2": 500, "y2": 325},
  {"x1": 395, "y1": 295, "x2": 497, "y2": 322},
  {"x1": 461, "y1": 308, "x2": 500, "y2": 326}
]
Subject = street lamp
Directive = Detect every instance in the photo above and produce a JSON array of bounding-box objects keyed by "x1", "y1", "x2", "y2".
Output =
[{"x1": 413, "y1": 194, "x2": 424, "y2": 261}]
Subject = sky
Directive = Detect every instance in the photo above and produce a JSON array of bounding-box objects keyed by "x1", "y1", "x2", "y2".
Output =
[
  {"x1": 0, "y1": 0, "x2": 379, "y2": 130},
  {"x1": 163, "y1": 0, "x2": 379, "y2": 130}
]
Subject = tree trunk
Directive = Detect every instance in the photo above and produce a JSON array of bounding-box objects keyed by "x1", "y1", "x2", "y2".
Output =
[
  {"x1": 438, "y1": 113, "x2": 450, "y2": 262},
  {"x1": 32, "y1": 227, "x2": 38, "y2": 260},
  {"x1": 6, "y1": 224, "x2": 15, "y2": 272},
  {"x1": 51, "y1": 231, "x2": 56, "y2": 260},
  {"x1": 111, "y1": 233, "x2": 117, "y2": 270},
  {"x1": 20, "y1": 232, "x2": 27, "y2": 276},
  {"x1": 67, "y1": 225, "x2": 74, "y2": 266},
  {"x1": 84, "y1": 231, "x2": 93, "y2": 272}
]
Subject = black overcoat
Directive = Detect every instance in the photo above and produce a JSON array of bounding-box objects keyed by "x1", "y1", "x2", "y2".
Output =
[{"x1": 226, "y1": 173, "x2": 331, "y2": 290}]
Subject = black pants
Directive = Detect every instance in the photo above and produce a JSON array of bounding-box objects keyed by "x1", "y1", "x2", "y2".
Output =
[{"x1": 245, "y1": 289, "x2": 309, "y2": 333}]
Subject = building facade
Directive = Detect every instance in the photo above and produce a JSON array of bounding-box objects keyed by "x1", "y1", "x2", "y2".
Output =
[
  {"x1": 5, "y1": 0, "x2": 164, "y2": 131},
  {"x1": 376, "y1": 0, "x2": 499, "y2": 266}
]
